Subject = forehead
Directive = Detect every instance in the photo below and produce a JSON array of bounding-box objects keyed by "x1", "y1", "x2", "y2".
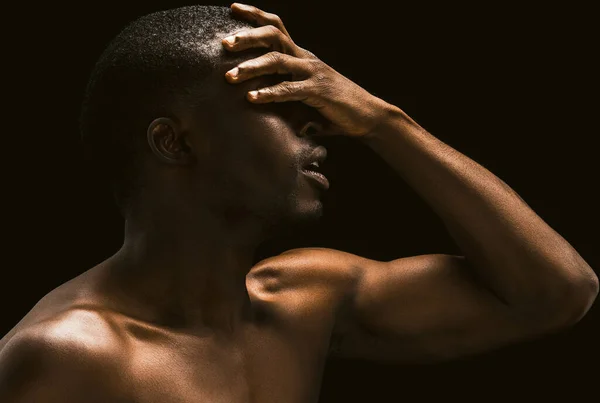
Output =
[{"x1": 207, "y1": 48, "x2": 291, "y2": 101}]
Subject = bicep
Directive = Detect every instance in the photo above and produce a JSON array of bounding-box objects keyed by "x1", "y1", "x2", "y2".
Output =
[{"x1": 330, "y1": 254, "x2": 544, "y2": 363}]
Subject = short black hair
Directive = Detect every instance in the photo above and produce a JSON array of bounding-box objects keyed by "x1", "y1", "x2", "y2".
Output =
[{"x1": 80, "y1": 5, "x2": 252, "y2": 215}]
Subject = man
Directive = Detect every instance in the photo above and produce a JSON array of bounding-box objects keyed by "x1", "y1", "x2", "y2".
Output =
[{"x1": 0, "y1": 3, "x2": 597, "y2": 402}]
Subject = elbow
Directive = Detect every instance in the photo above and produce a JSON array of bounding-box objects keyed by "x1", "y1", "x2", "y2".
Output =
[
  {"x1": 547, "y1": 267, "x2": 598, "y2": 328},
  {"x1": 570, "y1": 269, "x2": 599, "y2": 322}
]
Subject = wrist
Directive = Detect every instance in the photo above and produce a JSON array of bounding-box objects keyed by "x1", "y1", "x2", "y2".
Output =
[{"x1": 360, "y1": 101, "x2": 418, "y2": 144}]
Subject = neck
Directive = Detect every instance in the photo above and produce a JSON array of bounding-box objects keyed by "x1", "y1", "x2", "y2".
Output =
[{"x1": 101, "y1": 202, "x2": 268, "y2": 334}]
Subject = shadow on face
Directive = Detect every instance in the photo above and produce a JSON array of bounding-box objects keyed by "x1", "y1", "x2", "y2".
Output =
[{"x1": 178, "y1": 46, "x2": 330, "y2": 232}]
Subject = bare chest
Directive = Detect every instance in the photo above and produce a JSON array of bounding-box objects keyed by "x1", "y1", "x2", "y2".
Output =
[{"x1": 125, "y1": 320, "x2": 332, "y2": 403}]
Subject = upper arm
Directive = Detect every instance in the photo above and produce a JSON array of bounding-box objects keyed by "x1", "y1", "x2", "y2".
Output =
[
  {"x1": 0, "y1": 315, "x2": 127, "y2": 402},
  {"x1": 250, "y1": 248, "x2": 574, "y2": 364},
  {"x1": 329, "y1": 253, "x2": 573, "y2": 363}
]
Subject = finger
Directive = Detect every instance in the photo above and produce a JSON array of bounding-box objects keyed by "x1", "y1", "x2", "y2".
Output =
[
  {"x1": 247, "y1": 81, "x2": 311, "y2": 104},
  {"x1": 230, "y1": 3, "x2": 291, "y2": 38},
  {"x1": 223, "y1": 25, "x2": 296, "y2": 55},
  {"x1": 225, "y1": 52, "x2": 312, "y2": 83}
]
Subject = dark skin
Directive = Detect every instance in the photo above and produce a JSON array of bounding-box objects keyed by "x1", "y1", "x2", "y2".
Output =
[{"x1": 0, "y1": 3, "x2": 598, "y2": 402}]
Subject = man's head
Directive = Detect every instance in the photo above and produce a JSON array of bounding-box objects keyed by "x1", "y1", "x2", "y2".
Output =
[{"x1": 81, "y1": 5, "x2": 327, "y2": 233}]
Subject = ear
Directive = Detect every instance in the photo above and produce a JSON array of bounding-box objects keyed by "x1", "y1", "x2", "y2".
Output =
[{"x1": 146, "y1": 117, "x2": 193, "y2": 165}]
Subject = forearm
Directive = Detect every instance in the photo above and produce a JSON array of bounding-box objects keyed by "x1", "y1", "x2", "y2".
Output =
[{"x1": 362, "y1": 102, "x2": 598, "y2": 316}]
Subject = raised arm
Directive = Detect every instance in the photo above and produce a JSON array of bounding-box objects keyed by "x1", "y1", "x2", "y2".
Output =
[
  {"x1": 361, "y1": 105, "x2": 597, "y2": 322},
  {"x1": 329, "y1": 251, "x2": 595, "y2": 363},
  {"x1": 328, "y1": 106, "x2": 598, "y2": 361},
  {"x1": 226, "y1": 3, "x2": 598, "y2": 363},
  {"x1": 252, "y1": 243, "x2": 596, "y2": 363}
]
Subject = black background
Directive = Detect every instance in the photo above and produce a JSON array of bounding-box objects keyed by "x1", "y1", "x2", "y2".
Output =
[{"x1": 2, "y1": 0, "x2": 598, "y2": 401}]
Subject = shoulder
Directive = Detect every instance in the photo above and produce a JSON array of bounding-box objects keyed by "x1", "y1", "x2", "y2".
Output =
[
  {"x1": 0, "y1": 308, "x2": 129, "y2": 402},
  {"x1": 247, "y1": 247, "x2": 383, "y2": 318},
  {"x1": 249, "y1": 247, "x2": 373, "y2": 288}
]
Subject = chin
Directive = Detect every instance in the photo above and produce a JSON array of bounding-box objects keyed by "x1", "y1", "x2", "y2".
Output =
[
  {"x1": 298, "y1": 201, "x2": 323, "y2": 219},
  {"x1": 287, "y1": 198, "x2": 324, "y2": 229},
  {"x1": 261, "y1": 197, "x2": 324, "y2": 236}
]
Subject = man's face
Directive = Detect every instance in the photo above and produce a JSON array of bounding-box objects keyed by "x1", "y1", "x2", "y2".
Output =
[{"x1": 184, "y1": 48, "x2": 328, "y2": 231}]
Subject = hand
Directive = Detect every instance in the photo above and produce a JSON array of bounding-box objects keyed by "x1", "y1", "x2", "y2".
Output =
[{"x1": 222, "y1": 3, "x2": 391, "y2": 138}]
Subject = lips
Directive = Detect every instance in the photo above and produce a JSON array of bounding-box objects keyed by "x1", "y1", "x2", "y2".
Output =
[{"x1": 302, "y1": 146, "x2": 329, "y2": 190}]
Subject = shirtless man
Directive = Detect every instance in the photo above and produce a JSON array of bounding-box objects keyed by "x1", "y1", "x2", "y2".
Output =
[{"x1": 0, "y1": 3, "x2": 597, "y2": 402}]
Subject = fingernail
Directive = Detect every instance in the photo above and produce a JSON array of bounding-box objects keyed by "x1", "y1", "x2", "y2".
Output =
[
  {"x1": 226, "y1": 67, "x2": 239, "y2": 78},
  {"x1": 248, "y1": 90, "x2": 259, "y2": 99},
  {"x1": 223, "y1": 36, "x2": 236, "y2": 45}
]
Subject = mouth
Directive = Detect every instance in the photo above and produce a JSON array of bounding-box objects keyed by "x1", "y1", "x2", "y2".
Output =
[{"x1": 301, "y1": 146, "x2": 329, "y2": 190}]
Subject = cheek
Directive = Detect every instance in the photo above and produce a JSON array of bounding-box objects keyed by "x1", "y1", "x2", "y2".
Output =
[
  {"x1": 255, "y1": 114, "x2": 298, "y2": 165},
  {"x1": 219, "y1": 112, "x2": 301, "y2": 189},
  {"x1": 248, "y1": 116, "x2": 301, "y2": 188},
  {"x1": 202, "y1": 85, "x2": 304, "y2": 187}
]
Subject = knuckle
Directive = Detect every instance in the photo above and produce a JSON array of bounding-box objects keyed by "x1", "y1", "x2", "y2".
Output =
[
  {"x1": 310, "y1": 65, "x2": 329, "y2": 85},
  {"x1": 313, "y1": 72, "x2": 328, "y2": 83},
  {"x1": 296, "y1": 47, "x2": 319, "y2": 60},
  {"x1": 305, "y1": 50, "x2": 319, "y2": 60},
  {"x1": 306, "y1": 58, "x2": 322, "y2": 72},
  {"x1": 260, "y1": 87, "x2": 273, "y2": 96},
  {"x1": 231, "y1": 29, "x2": 247, "y2": 42},
  {"x1": 265, "y1": 24, "x2": 281, "y2": 36},
  {"x1": 281, "y1": 36, "x2": 296, "y2": 51},
  {"x1": 266, "y1": 12, "x2": 283, "y2": 25},
  {"x1": 266, "y1": 51, "x2": 282, "y2": 64},
  {"x1": 236, "y1": 63, "x2": 250, "y2": 74},
  {"x1": 281, "y1": 83, "x2": 295, "y2": 94},
  {"x1": 312, "y1": 77, "x2": 332, "y2": 97}
]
